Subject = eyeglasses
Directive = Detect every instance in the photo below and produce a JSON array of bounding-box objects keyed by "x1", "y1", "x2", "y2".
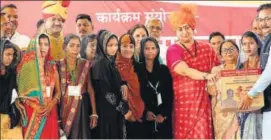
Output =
[
  {"x1": 148, "y1": 26, "x2": 162, "y2": 31},
  {"x1": 221, "y1": 47, "x2": 236, "y2": 54},
  {"x1": 257, "y1": 16, "x2": 271, "y2": 23}
]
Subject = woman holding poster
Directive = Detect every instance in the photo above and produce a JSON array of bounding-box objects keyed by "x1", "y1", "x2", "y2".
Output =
[
  {"x1": 239, "y1": 31, "x2": 263, "y2": 139},
  {"x1": 207, "y1": 40, "x2": 241, "y2": 139}
]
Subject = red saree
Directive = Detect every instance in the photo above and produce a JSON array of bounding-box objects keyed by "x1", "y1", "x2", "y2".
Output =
[
  {"x1": 167, "y1": 42, "x2": 220, "y2": 139},
  {"x1": 17, "y1": 34, "x2": 59, "y2": 139}
]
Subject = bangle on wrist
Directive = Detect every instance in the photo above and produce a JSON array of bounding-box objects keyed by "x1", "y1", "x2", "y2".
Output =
[
  {"x1": 53, "y1": 96, "x2": 60, "y2": 103},
  {"x1": 203, "y1": 73, "x2": 208, "y2": 80},
  {"x1": 25, "y1": 100, "x2": 30, "y2": 106},
  {"x1": 90, "y1": 114, "x2": 98, "y2": 119}
]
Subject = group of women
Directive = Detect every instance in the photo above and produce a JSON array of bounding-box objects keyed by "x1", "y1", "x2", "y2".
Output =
[
  {"x1": 1, "y1": 25, "x2": 174, "y2": 139},
  {"x1": 0, "y1": 3, "x2": 265, "y2": 139}
]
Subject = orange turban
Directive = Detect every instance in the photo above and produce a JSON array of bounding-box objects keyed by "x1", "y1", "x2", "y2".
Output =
[
  {"x1": 168, "y1": 3, "x2": 197, "y2": 31},
  {"x1": 41, "y1": 0, "x2": 70, "y2": 22}
]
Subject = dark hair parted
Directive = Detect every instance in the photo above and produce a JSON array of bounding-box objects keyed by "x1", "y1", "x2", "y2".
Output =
[
  {"x1": 241, "y1": 31, "x2": 262, "y2": 55},
  {"x1": 209, "y1": 31, "x2": 225, "y2": 42},
  {"x1": 0, "y1": 39, "x2": 20, "y2": 71},
  {"x1": 128, "y1": 24, "x2": 149, "y2": 37},
  {"x1": 80, "y1": 34, "x2": 97, "y2": 59},
  {"x1": 63, "y1": 33, "x2": 81, "y2": 49},
  {"x1": 241, "y1": 31, "x2": 261, "y2": 46},
  {"x1": 139, "y1": 37, "x2": 160, "y2": 63}
]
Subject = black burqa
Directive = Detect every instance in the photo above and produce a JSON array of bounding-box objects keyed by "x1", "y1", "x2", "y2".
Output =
[
  {"x1": 137, "y1": 37, "x2": 173, "y2": 139},
  {"x1": 0, "y1": 39, "x2": 21, "y2": 129},
  {"x1": 91, "y1": 30, "x2": 129, "y2": 139}
]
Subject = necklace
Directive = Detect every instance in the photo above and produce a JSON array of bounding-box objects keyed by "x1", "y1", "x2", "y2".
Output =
[
  {"x1": 179, "y1": 40, "x2": 198, "y2": 58},
  {"x1": 66, "y1": 59, "x2": 78, "y2": 85},
  {"x1": 245, "y1": 57, "x2": 259, "y2": 69}
]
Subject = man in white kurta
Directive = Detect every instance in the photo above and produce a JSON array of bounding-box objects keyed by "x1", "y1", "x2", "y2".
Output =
[{"x1": 1, "y1": 4, "x2": 30, "y2": 50}]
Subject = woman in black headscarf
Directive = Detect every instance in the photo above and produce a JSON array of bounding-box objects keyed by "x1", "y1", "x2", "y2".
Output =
[
  {"x1": 91, "y1": 30, "x2": 134, "y2": 139},
  {"x1": 0, "y1": 39, "x2": 22, "y2": 139},
  {"x1": 137, "y1": 37, "x2": 173, "y2": 139}
]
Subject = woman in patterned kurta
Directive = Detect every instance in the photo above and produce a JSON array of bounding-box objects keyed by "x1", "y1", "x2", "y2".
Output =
[
  {"x1": 207, "y1": 40, "x2": 241, "y2": 139},
  {"x1": 167, "y1": 4, "x2": 220, "y2": 139}
]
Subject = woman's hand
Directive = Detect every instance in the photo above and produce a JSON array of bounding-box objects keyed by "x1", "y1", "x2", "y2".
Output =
[
  {"x1": 127, "y1": 113, "x2": 136, "y2": 122},
  {"x1": 207, "y1": 85, "x2": 218, "y2": 96},
  {"x1": 206, "y1": 73, "x2": 218, "y2": 83},
  {"x1": 146, "y1": 111, "x2": 156, "y2": 121},
  {"x1": 90, "y1": 114, "x2": 98, "y2": 129},
  {"x1": 124, "y1": 110, "x2": 136, "y2": 122},
  {"x1": 34, "y1": 104, "x2": 46, "y2": 114},
  {"x1": 28, "y1": 100, "x2": 46, "y2": 114},
  {"x1": 42, "y1": 99, "x2": 57, "y2": 116},
  {"x1": 155, "y1": 114, "x2": 165, "y2": 123}
]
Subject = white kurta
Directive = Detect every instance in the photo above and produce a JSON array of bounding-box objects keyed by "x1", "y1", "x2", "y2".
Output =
[
  {"x1": 263, "y1": 111, "x2": 271, "y2": 139},
  {"x1": 10, "y1": 32, "x2": 30, "y2": 50},
  {"x1": 159, "y1": 43, "x2": 168, "y2": 65}
]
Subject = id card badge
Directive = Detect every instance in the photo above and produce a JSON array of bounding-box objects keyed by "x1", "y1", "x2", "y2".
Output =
[
  {"x1": 10, "y1": 89, "x2": 18, "y2": 104},
  {"x1": 157, "y1": 93, "x2": 162, "y2": 106},
  {"x1": 68, "y1": 85, "x2": 81, "y2": 96},
  {"x1": 46, "y1": 86, "x2": 51, "y2": 97}
]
